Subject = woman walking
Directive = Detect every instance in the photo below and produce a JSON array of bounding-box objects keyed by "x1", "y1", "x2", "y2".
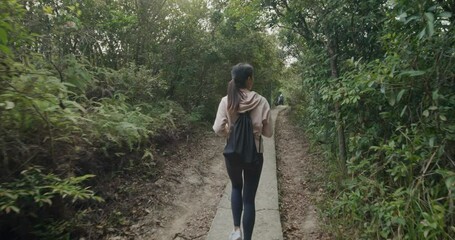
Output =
[{"x1": 213, "y1": 63, "x2": 273, "y2": 240}]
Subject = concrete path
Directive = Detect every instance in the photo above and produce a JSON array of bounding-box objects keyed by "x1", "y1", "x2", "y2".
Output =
[{"x1": 206, "y1": 107, "x2": 284, "y2": 240}]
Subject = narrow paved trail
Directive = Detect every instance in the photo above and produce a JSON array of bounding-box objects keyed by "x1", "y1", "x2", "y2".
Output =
[{"x1": 99, "y1": 107, "x2": 332, "y2": 240}]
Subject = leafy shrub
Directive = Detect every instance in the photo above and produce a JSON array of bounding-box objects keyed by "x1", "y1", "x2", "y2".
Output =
[
  {"x1": 0, "y1": 167, "x2": 102, "y2": 214},
  {"x1": 0, "y1": 167, "x2": 102, "y2": 239},
  {"x1": 84, "y1": 94, "x2": 154, "y2": 152},
  {"x1": 281, "y1": 1, "x2": 455, "y2": 239},
  {"x1": 0, "y1": 60, "x2": 88, "y2": 175}
]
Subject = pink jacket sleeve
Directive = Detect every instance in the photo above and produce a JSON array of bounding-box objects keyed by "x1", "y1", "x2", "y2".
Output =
[
  {"x1": 213, "y1": 97, "x2": 229, "y2": 137},
  {"x1": 261, "y1": 100, "x2": 273, "y2": 137}
]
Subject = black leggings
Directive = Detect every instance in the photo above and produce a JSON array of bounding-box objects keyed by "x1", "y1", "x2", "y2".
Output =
[{"x1": 225, "y1": 154, "x2": 263, "y2": 240}]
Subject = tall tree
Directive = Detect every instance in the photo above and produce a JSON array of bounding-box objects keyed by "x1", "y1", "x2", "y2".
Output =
[{"x1": 261, "y1": 0, "x2": 387, "y2": 173}]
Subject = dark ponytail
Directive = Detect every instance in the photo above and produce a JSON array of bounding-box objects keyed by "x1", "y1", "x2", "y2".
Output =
[{"x1": 227, "y1": 63, "x2": 254, "y2": 113}]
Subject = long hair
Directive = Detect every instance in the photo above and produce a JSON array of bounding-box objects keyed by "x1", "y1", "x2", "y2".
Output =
[{"x1": 227, "y1": 63, "x2": 254, "y2": 113}]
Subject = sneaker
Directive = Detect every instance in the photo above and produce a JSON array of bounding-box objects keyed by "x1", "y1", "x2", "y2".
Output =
[{"x1": 229, "y1": 229, "x2": 242, "y2": 240}]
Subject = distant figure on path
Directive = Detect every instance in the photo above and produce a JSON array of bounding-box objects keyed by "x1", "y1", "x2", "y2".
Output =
[
  {"x1": 213, "y1": 63, "x2": 273, "y2": 240},
  {"x1": 276, "y1": 93, "x2": 284, "y2": 105}
]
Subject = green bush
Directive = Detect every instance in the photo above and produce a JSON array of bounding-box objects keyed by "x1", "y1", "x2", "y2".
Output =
[
  {"x1": 279, "y1": 1, "x2": 455, "y2": 238},
  {"x1": 0, "y1": 167, "x2": 102, "y2": 239},
  {"x1": 0, "y1": 167, "x2": 102, "y2": 214}
]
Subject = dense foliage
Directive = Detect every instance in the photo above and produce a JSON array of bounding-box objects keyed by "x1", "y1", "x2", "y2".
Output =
[
  {"x1": 0, "y1": 0, "x2": 283, "y2": 238},
  {"x1": 261, "y1": 0, "x2": 454, "y2": 239}
]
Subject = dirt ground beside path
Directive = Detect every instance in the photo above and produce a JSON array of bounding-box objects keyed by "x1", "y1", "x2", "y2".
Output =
[
  {"x1": 132, "y1": 134, "x2": 227, "y2": 240},
  {"x1": 101, "y1": 129, "x2": 228, "y2": 240},
  {"x1": 275, "y1": 108, "x2": 333, "y2": 240}
]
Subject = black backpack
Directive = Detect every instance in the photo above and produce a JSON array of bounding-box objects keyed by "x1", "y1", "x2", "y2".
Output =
[{"x1": 223, "y1": 111, "x2": 258, "y2": 164}]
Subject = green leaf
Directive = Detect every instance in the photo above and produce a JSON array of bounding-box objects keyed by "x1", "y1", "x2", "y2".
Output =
[
  {"x1": 43, "y1": 6, "x2": 53, "y2": 15},
  {"x1": 418, "y1": 28, "x2": 426, "y2": 39},
  {"x1": 397, "y1": 12, "x2": 407, "y2": 22},
  {"x1": 423, "y1": 110, "x2": 429, "y2": 117},
  {"x1": 142, "y1": 149, "x2": 154, "y2": 160},
  {"x1": 67, "y1": 101, "x2": 87, "y2": 113},
  {"x1": 400, "y1": 105, "x2": 407, "y2": 117},
  {"x1": 0, "y1": 44, "x2": 11, "y2": 54},
  {"x1": 445, "y1": 176, "x2": 455, "y2": 190},
  {"x1": 439, "y1": 115, "x2": 447, "y2": 121},
  {"x1": 439, "y1": 12, "x2": 452, "y2": 19},
  {"x1": 5, "y1": 101, "x2": 15, "y2": 110},
  {"x1": 0, "y1": 28, "x2": 7, "y2": 44},
  {"x1": 42, "y1": 198, "x2": 53, "y2": 205},
  {"x1": 429, "y1": 137, "x2": 435, "y2": 148},
  {"x1": 388, "y1": 93, "x2": 396, "y2": 106},
  {"x1": 6, "y1": 206, "x2": 20, "y2": 214},
  {"x1": 399, "y1": 70, "x2": 425, "y2": 77},
  {"x1": 397, "y1": 89, "x2": 405, "y2": 102},
  {"x1": 405, "y1": 15, "x2": 419, "y2": 24},
  {"x1": 432, "y1": 90, "x2": 439, "y2": 100},
  {"x1": 424, "y1": 229, "x2": 430, "y2": 238},
  {"x1": 424, "y1": 12, "x2": 435, "y2": 37}
]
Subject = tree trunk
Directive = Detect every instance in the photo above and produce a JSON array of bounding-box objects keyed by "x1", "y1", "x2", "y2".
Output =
[{"x1": 327, "y1": 38, "x2": 348, "y2": 176}]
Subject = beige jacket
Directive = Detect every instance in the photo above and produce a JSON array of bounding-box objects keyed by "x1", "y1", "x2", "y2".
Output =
[{"x1": 212, "y1": 89, "x2": 273, "y2": 153}]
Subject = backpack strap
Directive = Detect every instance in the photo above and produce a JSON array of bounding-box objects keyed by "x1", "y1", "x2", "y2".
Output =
[
  {"x1": 245, "y1": 111, "x2": 263, "y2": 153},
  {"x1": 259, "y1": 135, "x2": 262, "y2": 153}
]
